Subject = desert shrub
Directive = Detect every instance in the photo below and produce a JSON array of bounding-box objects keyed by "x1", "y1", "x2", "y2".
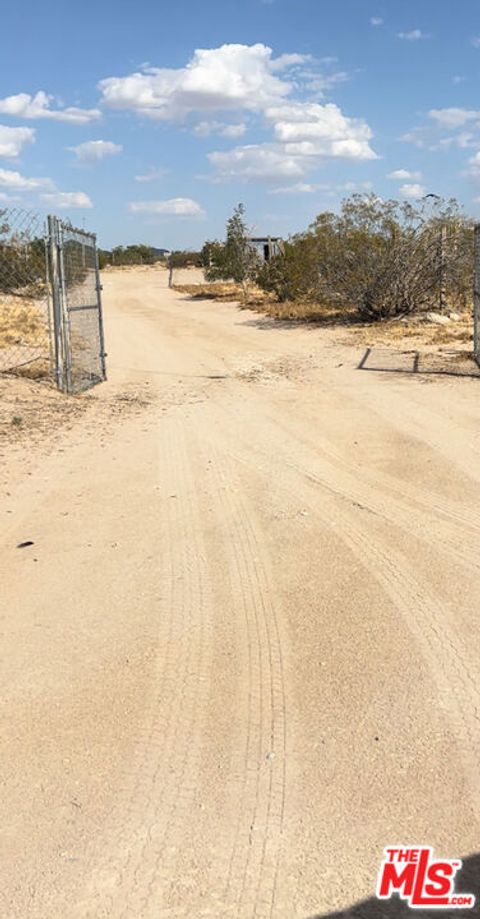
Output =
[{"x1": 256, "y1": 194, "x2": 473, "y2": 320}]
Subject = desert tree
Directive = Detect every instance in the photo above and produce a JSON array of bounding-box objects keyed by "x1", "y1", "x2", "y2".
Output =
[{"x1": 202, "y1": 204, "x2": 260, "y2": 303}]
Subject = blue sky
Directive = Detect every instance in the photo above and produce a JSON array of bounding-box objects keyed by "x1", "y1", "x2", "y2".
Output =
[{"x1": 2, "y1": 0, "x2": 480, "y2": 249}]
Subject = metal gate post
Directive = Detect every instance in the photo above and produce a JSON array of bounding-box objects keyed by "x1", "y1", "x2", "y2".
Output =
[
  {"x1": 47, "y1": 215, "x2": 67, "y2": 391},
  {"x1": 94, "y1": 237, "x2": 107, "y2": 381},
  {"x1": 474, "y1": 223, "x2": 480, "y2": 368},
  {"x1": 57, "y1": 222, "x2": 73, "y2": 393}
]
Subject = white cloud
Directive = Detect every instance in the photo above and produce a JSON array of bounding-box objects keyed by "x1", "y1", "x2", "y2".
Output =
[
  {"x1": 397, "y1": 29, "x2": 429, "y2": 41},
  {"x1": 134, "y1": 167, "x2": 169, "y2": 182},
  {"x1": 129, "y1": 197, "x2": 204, "y2": 216},
  {"x1": 270, "y1": 181, "x2": 325, "y2": 194},
  {"x1": 99, "y1": 44, "x2": 295, "y2": 119},
  {"x1": 303, "y1": 70, "x2": 350, "y2": 97},
  {"x1": 403, "y1": 108, "x2": 480, "y2": 150},
  {"x1": 40, "y1": 191, "x2": 93, "y2": 209},
  {"x1": 428, "y1": 107, "x2": 480, "y2": 129},
  {"x1": 100, "y1": 44, "x2": 376, "y2": 184},
  {"x1": 399, "y1": 183, "x2": 426, "y2": 198},
  {"x1": 0, "y1": 91, "x2": 100, "y2": 124},
  {"x1": 471, "y1": 36, "x2": 480, "y2": 48},
  {"x1": 193, "y1": 120, "x2": 247, "y2": 138},
  {"x1": 0, "y1": 125, "x2": 35, "y2": 157},
  {"x1": 266, "y1": 101, "x2": 376, "y2": 160},
  {"x1": 220, "y1": 123, "x2": 247, "y2": 138},
  {"x1": 388, "y1": 168, "x2": 422, "y2": 180},
  {"x1": 370, "y1": 16, "x2": 383, "y2": 26},
  {"x1": 0, "y1": 167, "x2": 53, "y2": 190},
  {"x1": 271, "y1": 179, "x2": 373, "y2": 196},
  {"x1": 208, "y1": 144, "x2": 306, "y2": 181},
  {"x1": 68, "y1": 140, "x2": 123, "y2": 162},
  {"x1": 440, "y1": 131, "x2": 477, "y2": 149},
  {"x1": 453, "y1": 75, "x2": 466, "y2": 85},
  {"x1": 270, "y1": 52, "x2": 311, "y2": 72}
]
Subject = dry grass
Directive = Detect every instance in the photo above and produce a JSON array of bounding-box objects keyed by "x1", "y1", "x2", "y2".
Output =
[
  {"x1": 173, "y1": 282, "x2": 274, "y2": 306},
  {"x1": 343, "y1": 310, "x2": 473, "y2": 352},
  {"x1": 0, "y1": 297, "x2": 48, "y2": 349},
  {"x1": 0, "y1": 296, "x2": 51, "y2": 378}
]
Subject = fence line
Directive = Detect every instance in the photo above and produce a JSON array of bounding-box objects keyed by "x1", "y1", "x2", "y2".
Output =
[
  {"x1": 474, "y1": 224, "x2": 480, "y2": 367},
  {"x1": 0, "y1": 206, "x2": 106, "y2": 393}
]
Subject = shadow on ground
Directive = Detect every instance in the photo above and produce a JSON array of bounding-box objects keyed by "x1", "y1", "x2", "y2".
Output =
[
  {"x1": 308, "y1": 850, "x2": 480, "y2": 918},
  {"x1": 358, "y1": 347, "x2": 480, "y2": 380},
  {"x1": 238, "y1": 315, "x2": 361, "y2": 331}
]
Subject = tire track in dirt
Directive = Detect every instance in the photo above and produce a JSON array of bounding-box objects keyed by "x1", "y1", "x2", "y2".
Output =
[
  {"x1": 205, "y1": 393, "x2": 480, "y2": 815},
  {"x1": 74, "y1": 415, "x2": 212, "y2": 918},
  {"x1": 196, "y1": 435, "x2": 288, "y2": 919},
  {"x1": 262, "y1": 402, "x2": 480, "y2": 577}
]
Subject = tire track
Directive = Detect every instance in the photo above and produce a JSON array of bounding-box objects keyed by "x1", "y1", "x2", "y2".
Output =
[
  {"x1": 196, "y1": 436, "x2": 288, "y2": 919},
  {"x1": 74, "y1": 415, "x2": 212, "y2": 918},
  {"x1": 204, "y1": 395, "x2": 480, "y2": 815}
]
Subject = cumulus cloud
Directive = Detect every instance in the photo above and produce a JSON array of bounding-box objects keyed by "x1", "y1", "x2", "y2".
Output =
[
  {"x1": 0, "y1": 91, "x2": 100, "y2": 124},
  {"x1": 0, "y1": 125, "x2": 35, "y2": 157},
  {"x1": 129, "y1": 197, "x2": 204, "y2": 216},
  {"x1": 264, "y1": 101, "x2": 376, "y2": 160},
  {"x1": 399, "y1": 183, "x2": 426, "y2": 198},
  {"x1": 370, "y1": 16, "x2": 383, "y2": 26},
  {"x1": 68, "y1": 140, "x2": 123, "y2": 162},
  {"x1": 100, "y1": 43, "x2": 376, "y2": 183},
  {"x1": 40, "y1": 191, "x2": 93, "y2": 209},
  {"x1": 0, "y1": 167, "x2": 53, "y2": 190},
  {"x1": 397, "y1": 29, "x2": 429, "y2": 41},
  {"x1": 388, "y1": 168, "x2": 422, "y2": 180},
  {"x1": 99, "y1": 44, "x2": 295, "y2": 119}
]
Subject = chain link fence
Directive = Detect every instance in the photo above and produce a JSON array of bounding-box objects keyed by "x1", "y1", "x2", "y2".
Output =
[
  {"x1": 0, "y1": 207, "x2": 106, "y2": 393},
  {"x1": 474, "y1": 223, "x2": 480, "y2": 367},
  {"x1": 50, "y1": 218, "x2": 106, "y2": 393},
  {"x1": 0, "y1": 208, "x2": 52, "y2": 378}
]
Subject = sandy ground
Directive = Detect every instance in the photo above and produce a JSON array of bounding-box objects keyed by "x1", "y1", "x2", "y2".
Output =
[{"x1": 2, "y1": 267, "x2": 480, "y2": 918}]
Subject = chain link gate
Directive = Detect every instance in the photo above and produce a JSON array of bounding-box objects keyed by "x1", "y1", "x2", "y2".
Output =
[
  {"x1": 48, "y1": 216, "x2": 106, "y2": 393},
  {"x1": 474, "y1": 224, "x2": 480, "y2": 367}
]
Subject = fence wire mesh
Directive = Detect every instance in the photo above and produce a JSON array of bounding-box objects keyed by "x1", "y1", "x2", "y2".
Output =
[
  {"x1": 0, "y1": 208, "x2": 52, "y2": 378},
  {"x1": 474, "y1": 223, "x2": 480, "y2": 367},
  {"x1": 59, "y1": 223, "x2": 106, "y2": 393}
]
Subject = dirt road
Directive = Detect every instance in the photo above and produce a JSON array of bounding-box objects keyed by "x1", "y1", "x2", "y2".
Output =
[{"x1": 2, "y1": 268, "x2": 480, "y2": 918}]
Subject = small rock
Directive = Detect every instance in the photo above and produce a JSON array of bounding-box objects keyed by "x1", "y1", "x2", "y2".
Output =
[{"x1": 425, "y1": 311, "x2": 450, "y2": 325}]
